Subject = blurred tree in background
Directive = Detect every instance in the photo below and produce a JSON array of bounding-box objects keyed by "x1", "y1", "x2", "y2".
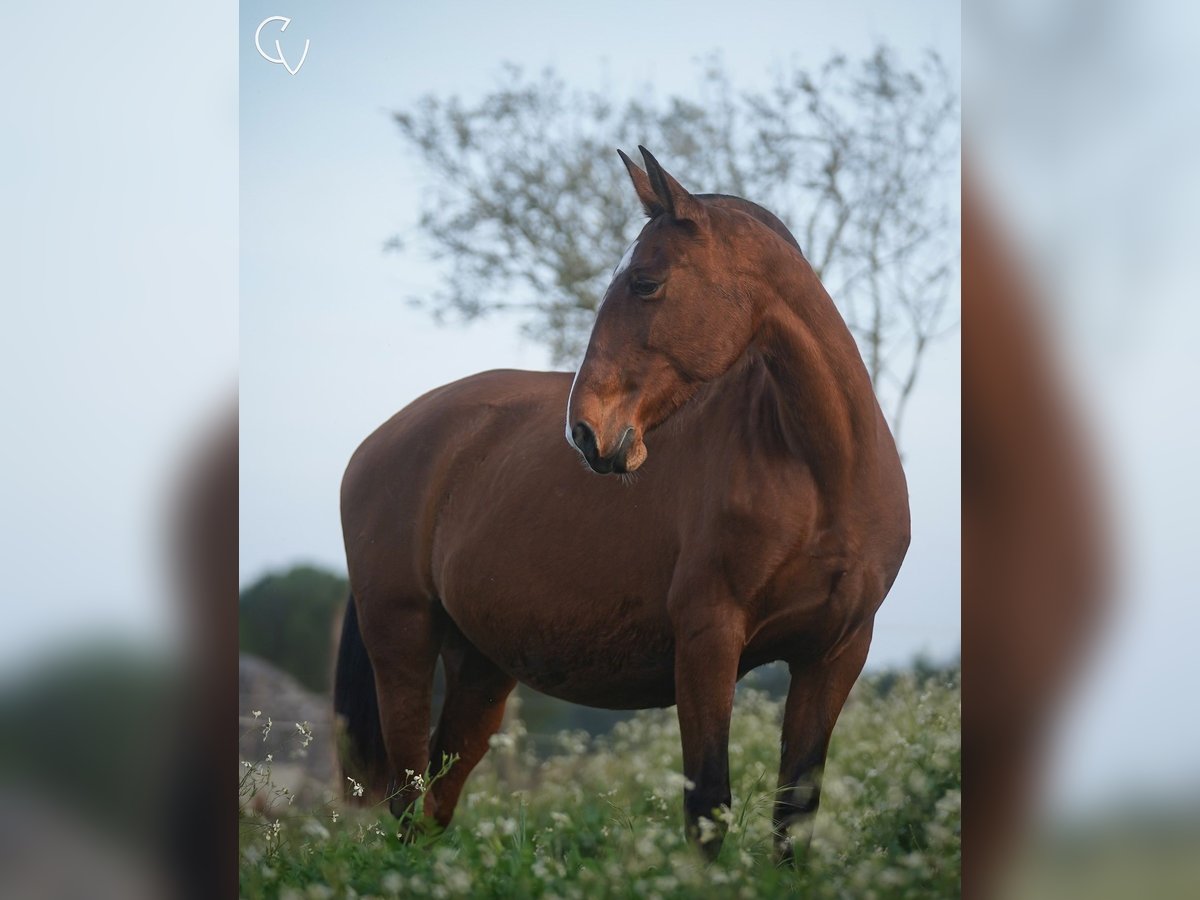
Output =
[
  {"x1": 239, "y1": 565, "x2": 347, "y2": 693},
  {"x1": 391, "y1": 46, "x2": 958, "y2": 440}
]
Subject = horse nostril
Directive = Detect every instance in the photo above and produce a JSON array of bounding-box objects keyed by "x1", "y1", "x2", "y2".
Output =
[{"x1": 571, "y1": 421, "x2": 596, "y2": 456}]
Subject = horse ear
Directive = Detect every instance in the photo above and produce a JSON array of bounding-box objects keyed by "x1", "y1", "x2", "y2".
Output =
[
  {"x1": 638, "y1": 146, "x2": 705, "y2": 224},
  {"x1": 617, "y1": 149, "x2": 664, "y2": 217}
]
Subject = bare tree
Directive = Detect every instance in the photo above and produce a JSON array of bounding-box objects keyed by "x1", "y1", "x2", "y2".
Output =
[{"x1": 391, "y1": 47, "x2": 958, "y2": 441}]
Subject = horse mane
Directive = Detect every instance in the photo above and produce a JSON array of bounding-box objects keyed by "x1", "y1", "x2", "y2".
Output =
[
  {"x1": 697, "y1": 194, "x2": 803, "y2": 255},
  {"x1": 695, "y1": 192, "x2": 875, "y2": 494}
]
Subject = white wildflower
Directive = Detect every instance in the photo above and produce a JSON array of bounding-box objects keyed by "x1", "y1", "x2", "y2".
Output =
[
  {"x1": 445, "y1": 870, "x2": 471, "y2": 893},
  {"x1": 301, "y1": 819, "x2": 330, "y2": 841},
  {"x1": 381, "y1": 871, "x2": 403, "y2": 895}
]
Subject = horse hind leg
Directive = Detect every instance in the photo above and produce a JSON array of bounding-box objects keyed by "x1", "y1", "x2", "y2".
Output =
[
  {"x1": 426, "y1": 623, "x2": 517, "y2": 828},
  {"x1": 355, "y1": 591, "x2": 447, "y2": 822}
]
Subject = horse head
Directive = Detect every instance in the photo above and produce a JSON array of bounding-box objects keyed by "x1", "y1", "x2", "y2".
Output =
[{"x1": 566, "y1": 147, "x2": 786, "y2": 474}]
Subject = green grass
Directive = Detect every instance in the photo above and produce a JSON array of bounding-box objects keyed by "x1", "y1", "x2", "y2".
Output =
[{"x1": 239, "y1": 672, "x2": 960, "y2": 899}]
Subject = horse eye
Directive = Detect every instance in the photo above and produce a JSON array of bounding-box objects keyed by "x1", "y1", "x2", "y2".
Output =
[{"x1": 631, "y1": 278, "x2": 660, "y2": 297}]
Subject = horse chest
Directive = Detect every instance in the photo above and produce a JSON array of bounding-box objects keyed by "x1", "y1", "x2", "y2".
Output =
[{"x1": 692, "y1": 459, "x2": 822, "y2": 591}]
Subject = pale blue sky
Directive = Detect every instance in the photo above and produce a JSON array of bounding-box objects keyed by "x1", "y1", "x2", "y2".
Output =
[{"x1": 239, "y1": 0, "x2": 962, "y2": 671}]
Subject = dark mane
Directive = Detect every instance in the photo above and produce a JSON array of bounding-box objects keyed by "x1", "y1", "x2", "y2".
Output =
[{"x1": 698, "y1": 193, "x2": 803, "y2": 254}]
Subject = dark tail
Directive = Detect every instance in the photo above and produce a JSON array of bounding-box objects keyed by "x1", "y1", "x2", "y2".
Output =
[{"x1": 333, "y1": 594, "x2": 387, "y2": 801}]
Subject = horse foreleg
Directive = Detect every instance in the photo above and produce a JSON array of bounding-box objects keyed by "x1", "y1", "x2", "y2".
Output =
[
  {"x1": 426, "y1": 627, "x2": 516, "y2": 828},
  {"x1": 356, "y1": 594, "x2": 446, "y2": 824},
  {"x1": 672, "y1": 604, "x2": 746, "y2": 860},
  {"x1": 774, "y1": 621, "x2": 873, "y2": 864}
]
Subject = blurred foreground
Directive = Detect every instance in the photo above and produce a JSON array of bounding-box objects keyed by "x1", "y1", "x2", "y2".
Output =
[{"x1": 962, "y1": 0, "x2": 1200, "y2": 896}]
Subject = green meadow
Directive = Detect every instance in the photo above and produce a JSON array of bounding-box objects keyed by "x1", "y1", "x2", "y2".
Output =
[{"x1": 239, "y1": 670, "x2": 960, "y2": 899}]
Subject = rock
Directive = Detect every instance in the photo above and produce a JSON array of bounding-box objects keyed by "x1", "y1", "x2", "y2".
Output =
[{"x1": 238, "y1": 653, "x2": 336, "y2": 808}]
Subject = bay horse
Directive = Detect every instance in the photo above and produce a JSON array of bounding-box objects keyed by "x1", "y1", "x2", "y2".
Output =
[{"x1": 334, "y1": 147, "x2": 909, "y2": 860}]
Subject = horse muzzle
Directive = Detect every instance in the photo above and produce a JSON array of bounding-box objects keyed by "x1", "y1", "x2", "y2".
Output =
[{"x1": 570, "y1": 421, "x2": 645, "y2": 474}]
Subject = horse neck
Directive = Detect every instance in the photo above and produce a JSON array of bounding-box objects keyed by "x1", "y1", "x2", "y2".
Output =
[{"x1": 743, "y1": 244, "x2": 882, "y2": 502}]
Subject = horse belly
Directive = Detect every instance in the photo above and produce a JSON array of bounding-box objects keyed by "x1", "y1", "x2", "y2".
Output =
[{"x1": 439, "y1": 550, "x2": 678, "y2": 709}]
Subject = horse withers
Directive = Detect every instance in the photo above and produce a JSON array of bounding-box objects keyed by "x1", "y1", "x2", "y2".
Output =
[{"x1": 334, "y1": 147, "x2": 909, "y2": 861}]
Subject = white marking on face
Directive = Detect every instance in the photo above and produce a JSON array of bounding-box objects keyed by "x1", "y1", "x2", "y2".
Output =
[
  {"x1": 565, "y1": 368, "x2": 580, "y2": 448},
  {"x1": 597, "y1": 239, "x2": 639, "y2": 314},
  {"x1": 567, "y1": 239, "x2": 639, "y2": 445},
  {"x1": 613, "y1": 239, "x2": 638, "y2": 278}
]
